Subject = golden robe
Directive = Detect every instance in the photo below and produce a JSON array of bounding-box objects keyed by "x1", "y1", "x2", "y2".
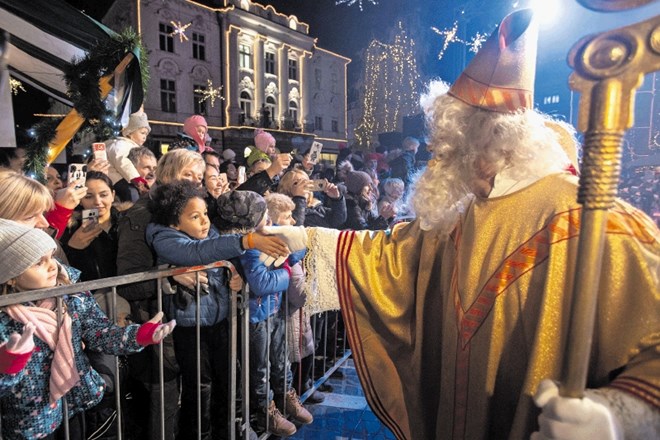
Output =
[{"x1": 304, "y1": 173, "x2": 660, "y2": 440}]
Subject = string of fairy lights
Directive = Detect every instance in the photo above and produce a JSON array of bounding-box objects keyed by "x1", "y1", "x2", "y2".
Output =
[
  {"x1": 335, "y1": 0, "x2": 378, "y2": 11},
  {"x1": 354, "y1": 22, "x2": 421, "y2": 148}
]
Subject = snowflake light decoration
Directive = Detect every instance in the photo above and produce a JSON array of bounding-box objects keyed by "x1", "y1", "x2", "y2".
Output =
[
  {"x1": 9, "y1": 78, "x2": 26, "y2": 95},
  {"x1": 432, "y1": 22, "x2": 489, "y2": 60},
  {"x1": 194, "y1": 79, "x2": 224, "y2": 108},
  {"x1": 170, "y1": 21, "x2": 192, "y2": 42},
  {"x1": 467, "y1": 32, "x2": 488, "y2": 54},
  {"x1": 335, "y1": 0, "x2": 378, "y2": 11}
]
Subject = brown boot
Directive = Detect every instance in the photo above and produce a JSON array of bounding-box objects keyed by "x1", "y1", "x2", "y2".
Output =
[
  {"x1": 284, "y1": 389, "x2": 313, "y2": 424},
  {"x1": 267, "y1": 400, "x2": 297, "y2": 437}
]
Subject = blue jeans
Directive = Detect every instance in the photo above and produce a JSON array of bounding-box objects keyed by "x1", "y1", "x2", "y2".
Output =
[{"x1": 249, "y1": 309, "x2": 292, "y2": 412}]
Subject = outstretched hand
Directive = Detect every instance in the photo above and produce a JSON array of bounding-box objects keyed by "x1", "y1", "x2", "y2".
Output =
[
  {"x1": 6, "y1": 323, "x2": 36, "y2": 354},
  {"x1": 531, "y1": 379, "x2": 621, "y2": 440},
  {"x1": 0, "y1": 323, "x2": 36, "y2": 374},
  {"x1": 136, "y1": 312, "x2": 177, "y2": 346},
  {"x1": 249, "y1": 232, "x2": 290, "y2": 258}
]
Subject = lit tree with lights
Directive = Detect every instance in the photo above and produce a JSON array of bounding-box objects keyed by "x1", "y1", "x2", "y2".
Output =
[{"x1": 354, "y1": 22, "x2": 421, "y2": 149}]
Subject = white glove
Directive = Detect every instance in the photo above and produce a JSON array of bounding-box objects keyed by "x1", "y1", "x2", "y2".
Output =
[
  {"x1": 258, "y1": 253, "x2": 288, "y2": 268},
  {"x1": 531, "y1": 379, "x2": 622, "y2": 440},
  {"x1": 261, "y1": 225, "x2": 308, "y2": 253}
]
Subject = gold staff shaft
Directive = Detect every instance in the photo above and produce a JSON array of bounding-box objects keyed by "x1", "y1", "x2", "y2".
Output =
[{"x1": 560, "y1": 9, "x2": 660, "y2": 397}]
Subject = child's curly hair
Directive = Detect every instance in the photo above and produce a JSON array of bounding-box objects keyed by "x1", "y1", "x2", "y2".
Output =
[{"x1": 148, "y1": 181, "x2": 207, "y2": 226}]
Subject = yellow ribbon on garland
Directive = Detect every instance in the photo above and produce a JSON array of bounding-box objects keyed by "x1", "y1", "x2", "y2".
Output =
[{"x1": 46, "y1": 53, "x2": 135, "y2": 164}]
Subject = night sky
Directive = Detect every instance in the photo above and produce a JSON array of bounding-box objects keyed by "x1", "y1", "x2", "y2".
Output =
[{"x1": 14, "y1": 0, "x2": 660, "y2": 135}]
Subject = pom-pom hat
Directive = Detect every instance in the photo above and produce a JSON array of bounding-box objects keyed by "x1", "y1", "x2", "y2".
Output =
[
  {"x1": 254, "y1": 129, "x2": 276, "y2": 153},
  {"x1": 215, "y1": 190, "x2": 268, "y2": 230},
  {"x1": 0, "y1": 219, "x2": 57, "y2": 284},
  {"x1": 448, "y1": 9, "x2": 538, "y2": 113}
]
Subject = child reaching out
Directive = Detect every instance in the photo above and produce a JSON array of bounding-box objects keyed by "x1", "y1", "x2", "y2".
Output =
[
  {"x1": 145, "y1": 181, "x2": 245, "y2": 440},
  {"x1": 215, "y1": 190, "x2": 312, "y2": 437},
  {"x1": 0, "y1": 219, "x2": 174, "y2": 440}
]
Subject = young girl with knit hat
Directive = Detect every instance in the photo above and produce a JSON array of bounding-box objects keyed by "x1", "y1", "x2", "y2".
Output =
[
  {"x1": 0, "y1": 219, "x2": 175, "y2": 440},
  {"x1": 105, "y1": 109, "x2": 152, "y2": 195},
  {"x1": 253, "y1": 128, "x2": 276, "y2": 156},
  {"x1": 170, "y1": 115, "x2": 214, "y2": 153}
]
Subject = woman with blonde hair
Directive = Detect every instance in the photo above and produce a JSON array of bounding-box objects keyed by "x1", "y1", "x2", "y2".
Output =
[
  {"x1": 277, "y1": 168, "x2": 346, "y2": 229},
  {"x1": 0, "y1": 169, "x2": 85, "y2": 239}
]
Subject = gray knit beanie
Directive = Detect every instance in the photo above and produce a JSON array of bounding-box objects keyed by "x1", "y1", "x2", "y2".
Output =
[
  {"x1": 344, "y1": 170, "x2": 373, "y2": 195},
  {"x1": 122, "y1": 111, "x2": 151, "y2": 137},
  {"x1": 215, "y1": 190, "x2": 267, "y2": 230},
  {"x1": 0, "y1": 219, "x2": 57, "y2": 284}
]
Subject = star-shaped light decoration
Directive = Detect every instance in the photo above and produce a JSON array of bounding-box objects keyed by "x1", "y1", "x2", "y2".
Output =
[
  {"x1": 432, "y1": 22, "x2": 489, "y2": 60},
  {"x1": 335, "y1": 0, "x2": 378, "y2": 11},
  {"x1": 467, "y1": 32, "x2": 488, "y2": 54},
  {"x1": 194, "y1": 79, "x2": 224, "y2": 108},
  {"x1": 170, "y1": 20, "x2": 192, "y2": 42},
  {"x1": 9, "y1": 78, "x2": 26, "y2": 95}
]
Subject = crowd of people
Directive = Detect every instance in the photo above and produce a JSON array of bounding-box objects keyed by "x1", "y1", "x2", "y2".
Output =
[{"x1": 0, "y1": 109, "x2": 420, "y2": 440}]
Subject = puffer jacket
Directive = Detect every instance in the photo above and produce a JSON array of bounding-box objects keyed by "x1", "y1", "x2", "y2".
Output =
[
  {"x1": 239, "y1": 249, "x2": 290, "y2": 323},
  {"x1": 286, "y1": 262, "x2": 314, "y2": 363},
  {"x1": 145, "y1": 223, "x2": 244, "y2": 327},
  {"x1": 0, "y1": 292, "x2": 145, "y2": 440}
]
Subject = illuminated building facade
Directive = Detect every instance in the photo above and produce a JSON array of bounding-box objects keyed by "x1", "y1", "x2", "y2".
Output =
[{"x1": 103, "y1": 0, "x2": 350, "y2": 156}]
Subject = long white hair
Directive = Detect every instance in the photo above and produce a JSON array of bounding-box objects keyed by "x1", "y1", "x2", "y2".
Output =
[{"x1": 411, "y1": 80, "x2": 572, "y2": 234}]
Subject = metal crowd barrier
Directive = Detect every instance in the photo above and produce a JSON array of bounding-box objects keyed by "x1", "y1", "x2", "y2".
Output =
[{"x1": 0, "y1": 261, "x2": 350, "y2": 440}]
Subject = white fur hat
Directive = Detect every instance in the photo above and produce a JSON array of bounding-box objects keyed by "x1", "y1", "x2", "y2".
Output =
[{"x1": 0, "y1": 219, "x2": 56, "y2": 284}]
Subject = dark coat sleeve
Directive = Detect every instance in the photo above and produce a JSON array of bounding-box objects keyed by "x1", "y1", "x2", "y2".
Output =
[{"x1": 236, "y1": 170, "x2": 274, "y2": 196}]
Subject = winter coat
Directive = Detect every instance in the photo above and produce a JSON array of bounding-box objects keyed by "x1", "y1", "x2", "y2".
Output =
[
  {"x1": 286, "y1": 262, "x2": 314, "y2": 363},
  {"x1": 0, "y1": 292, "x2": 145, "y2": 440},
  {"x1": 239, "y1": 249, "x2": 289, "y2": 323},
  {"x1": 145, "y1": 224, "x2": 245, "y2": 327},
  {"x1": 106, "y1": 136, "x2": 141, "y2": 185},
  {"x1": 291, "y1": 195, "x2": 347, "y2": 229},
  {"x1": 343, "y1": 193, "x2": 389, "y2": 231},
  {"x1": 236, "y1": 170, "x2": 277, "y2": 196},
  {"x1": 389, "y1": 149, "x2": 416, "y2": 186},
  {"x1": 60, "y1": 207, "x2": 120, "y2": 283}
]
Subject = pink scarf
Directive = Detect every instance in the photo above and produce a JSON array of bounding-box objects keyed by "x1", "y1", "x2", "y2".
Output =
[{"x1": 6, "y1": 298, "x2": 79, "y2": 404}]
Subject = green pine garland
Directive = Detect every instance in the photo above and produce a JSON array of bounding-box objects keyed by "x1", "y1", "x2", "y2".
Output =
[
  {"x1": 23, "y1": 117, "x2": 62, "y2": 183},
  {"x1": 24, "y1": 27, "x2": 149, "y2": 179}
]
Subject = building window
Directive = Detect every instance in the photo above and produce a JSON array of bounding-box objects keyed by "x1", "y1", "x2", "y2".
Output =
[
  {"x1": 288, "y1": 100, "x2": 298, "y2": 120},
  {"x1": 240, "y1": 91, "x2": 252, "y2": 120},
  {"x1": 192, "y1": 33, "x2": 205, "y2": 60},
  {"x1": 288, "y1": 59, "x2": 298, "y2": 81},
  {"x1": 160, "y1": 79, "x2": 176, "y2": 113},
  {"x1": 265, "y1": 52, "x2": 276, "y2": 75},
  {"x1": 331, "y1": 72, "x2": 338, "y2": 93},
  {"x1": 315, "y1": 69, "x2": 322, "y2": 90},
  {"x1": 331, "y1": 119, "x2": 339, "y2": 133},
  {"x1": 239, "y1": 44, "x2": 252, "y2": 69},
  {"x1": 159, "y1": 23, "x2": 174, "y2": 53},
  {"x1": 266, "y1": 96, "x2": 276, "y2": 122},
  {"x1": 193, "y1": 84, "x2": 207, "y2": 115},
  {"x1": 315, "y1": 116, "x2": 323, "y2": 131}
]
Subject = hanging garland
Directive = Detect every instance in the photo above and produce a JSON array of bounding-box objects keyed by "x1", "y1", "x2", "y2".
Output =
[{"x1": 24, "y1": 27, "x2": 149, "y2": 181}]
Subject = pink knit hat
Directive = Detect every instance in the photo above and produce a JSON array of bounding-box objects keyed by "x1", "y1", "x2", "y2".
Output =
[
  {"x1": 183, "y1": 115, "x2": 208, "y2": 151},
  {"x1": 254, "y1": 129, "x2": 275, "y2": 153}
]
